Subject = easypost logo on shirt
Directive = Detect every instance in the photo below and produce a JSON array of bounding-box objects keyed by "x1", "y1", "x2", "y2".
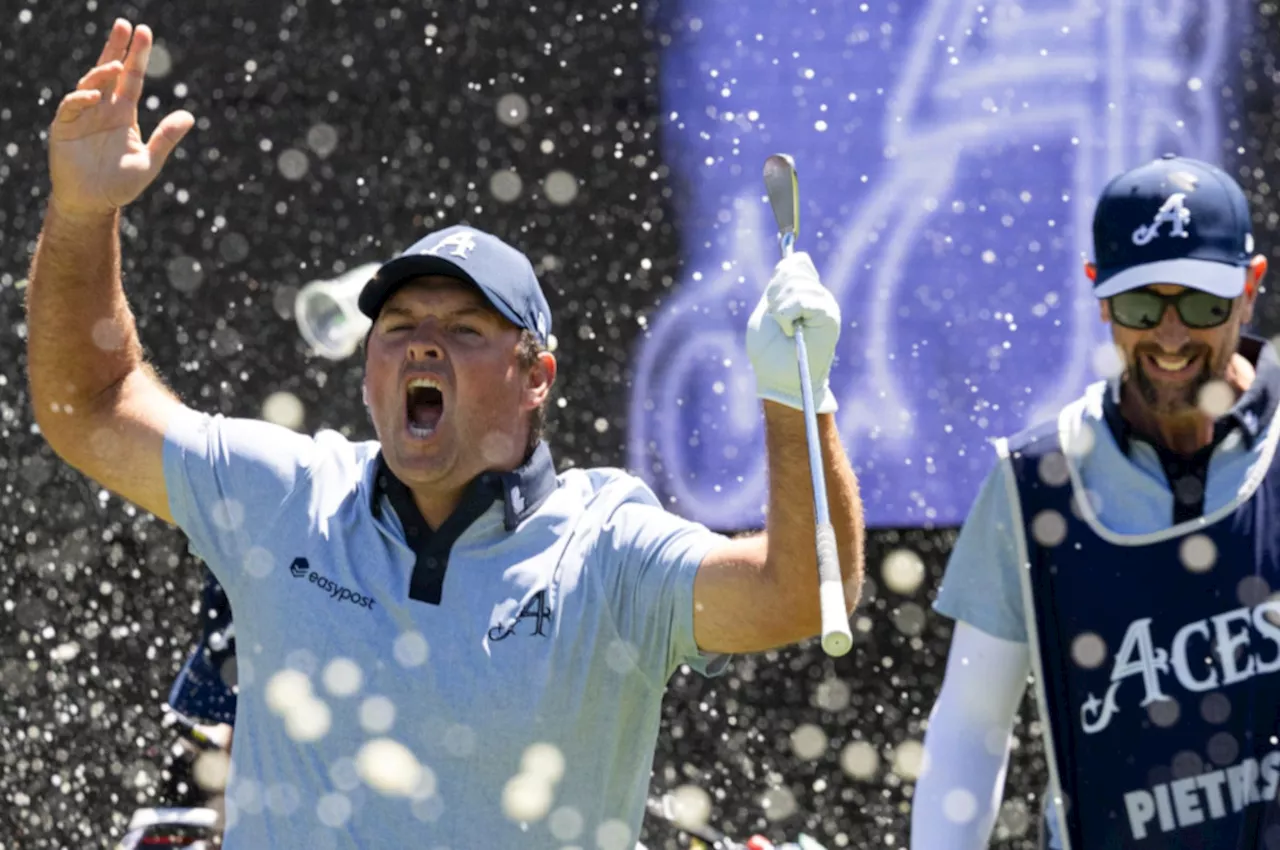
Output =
[{"x1": 289, "y1": 557, "x2": 376, "y2": 610}]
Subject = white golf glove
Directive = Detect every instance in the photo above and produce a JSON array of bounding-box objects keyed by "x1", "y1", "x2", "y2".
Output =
[{"x1": 746, "y1": 252, "x2": 841, "y2": 413}]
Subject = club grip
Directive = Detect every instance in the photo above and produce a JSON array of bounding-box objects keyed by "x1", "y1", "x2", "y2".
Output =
[{"x1": 816, "y1": 523, "x2": 852, "y2": 657}]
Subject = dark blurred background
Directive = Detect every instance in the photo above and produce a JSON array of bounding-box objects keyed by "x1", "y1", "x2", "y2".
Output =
[{"x1": 2, "y1": 0, "x2": 1280, "y2": 848}]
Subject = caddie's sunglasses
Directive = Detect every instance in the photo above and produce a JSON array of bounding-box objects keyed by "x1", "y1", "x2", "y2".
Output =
[{"x1": 1108, "y1": 288, "x2": 1235, "y2": 331}]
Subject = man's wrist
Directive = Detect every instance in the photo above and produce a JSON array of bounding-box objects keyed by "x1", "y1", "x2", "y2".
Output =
[
  {"x1": 756, "y1": 384, "x2": 838, "y2": 414},
  {"x1": 47, "y1": 195, "x2": 119, "y2": 228}
]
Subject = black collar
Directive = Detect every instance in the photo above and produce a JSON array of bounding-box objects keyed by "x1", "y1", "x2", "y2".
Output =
[
  {"x1": 1102, "y1": 335, "x2": 1280, "y2": 455},
  {"x1": 370, "y1": 441, "x2": 560, "y2": 534}
]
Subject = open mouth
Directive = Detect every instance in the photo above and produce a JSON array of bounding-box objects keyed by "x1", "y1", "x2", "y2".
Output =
[{"x1": 405, "y1": 377, "x2": 445, "y2": 439}]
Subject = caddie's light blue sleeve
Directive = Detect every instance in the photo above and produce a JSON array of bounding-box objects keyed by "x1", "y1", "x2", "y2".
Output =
[
  {"x1": 162, "y1": 406, "x2": 317, "y2": 599},
  {"x1": 933, "y1": 462, "x2": 1028, "y2": 643},
  {"x1": 596, "y1": 498, "x2": 731, "y2": 684}
]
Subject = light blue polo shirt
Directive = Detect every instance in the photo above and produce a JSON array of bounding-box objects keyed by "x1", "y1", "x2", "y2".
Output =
[{"x1": 162, "y1": 407, "x2": 728, "y2": 850}]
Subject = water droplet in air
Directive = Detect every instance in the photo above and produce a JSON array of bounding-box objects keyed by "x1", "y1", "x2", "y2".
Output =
[
  {"x1": 284, "y1": 698, "x2": 332, "y2": 741},
  {"x1": 548, "y1": 805, "x2": 584, "y2": 840},
  {"x1": 261, "y1": 391, "x2": 305, "y2": 430},
  {"x1": 496, "y1": 93, "x2": 530, "y2": 127},
  {"x1": 1147, "y1": 698, "x2": 1180, "y2": 728},
  {"x1": 502, "y1": 772, "x2": 553, "y2": 822},
  {"x1": 760, "y1": 785, "x2": 798, "y2": 821},
  {"x1": 521, "y1": 742, "x2": 565, "y2": 784},
  {"x1": 1180, "y1": 534, "x2": 1217, "y2": 573},
  {"x1": 544, "y1": 170, "x2": 579, "y2": 205},
  {"x1": 307, "y1": 123, "x2": 339, "y2": 158},
  {"x1": 393, "y1": 631, "x2": 429, "y2": 667},
  {"x1": 194, "y1": 750, "x2": 230, "y2": 792},
  {"x1": 944, "y1": 788, "x2": 978, "y2": 823},
  {"x1": 667, "y1": 785, "x2": 712, "y2": 832},
  {"x1": 1037, "y1": 452, "x2": 1070, "y2": 487},
  {"x1": 277, "y1": 149, "x2": 310, "y2": 181},
  {"x1": 321, "y1": 657, "x2": 362, "y2": 697},
  {"x1": 1091, "y1": 342, "x2": 1124, "y2": 380},
  {"x1": 789, "y1": 723, "x2": 828, "y2": 760},
  {"x1": 1070, "y1": 632, "x2": 1107, "y2": 669},
  {"x1": 1031, "y1": 510, "x2": 1067, "y2": 547},
  {"x1": 145, "y1": 42, "x2": 173, "y2": 78},
  {"x1": 490, "y1": 171, "x2": 523, "y2": 202},
  {"x1": 316, "y1": 792, "x2": 352, "y2": 827},
  {"x1": 359, "y1": 695, "x2": 396, "y2": 733},
  {"x1": 881, "y1": 548, "x2": 925, "y2": 594},
  {"x1": 167, "y1": 256, "x2": 205, "y2": 293},
  {"x1": 892, "y1": 740, "x2": 925, "y2": 780},
  {"x1": 841, "y1": 741, "x2": 880, "y2": 780},
  {"x1": 814, "y1": 677, "x2": 851, "y2": 712},
  {"x1": 356, "y1": 738, "x2": 426, "y2": 797}
]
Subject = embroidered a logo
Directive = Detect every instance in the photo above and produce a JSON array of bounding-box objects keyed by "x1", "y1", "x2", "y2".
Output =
[
  {"x1": 425, "y1": 230, "x2": 478, "y2": 260},
  {"x1": 1131, "y1": 193, "x2": 1192, "y2": 246},
  {"x1": 489, "y1": 589, "x2": 554, "y2": 641}
]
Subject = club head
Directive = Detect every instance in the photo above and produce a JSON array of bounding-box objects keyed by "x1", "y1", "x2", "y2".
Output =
[{"x1": 762, "y1": 153, "x2": 799, "y2": 246}]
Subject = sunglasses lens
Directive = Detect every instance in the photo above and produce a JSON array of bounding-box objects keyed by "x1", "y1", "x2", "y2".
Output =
[
  {"x1": 1110, "y1": 291, "x2": 1166, "y2": 329},
  {"x1": 1178, "y1": 291, "x2": 1234, "y2": 328}
]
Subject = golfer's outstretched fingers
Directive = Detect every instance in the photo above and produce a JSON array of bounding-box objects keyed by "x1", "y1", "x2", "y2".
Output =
[
  {"x1": 94, "y1": 18, "x2": 133, "y2": 68},
  {"x1": 145, "y1": 109, "x2": 196, "y2": 169},
  {"x1": 76, "y1": 60, "x2": 123, "y2": 99},
  {"x1": 118, "y1": 24, "x2": 153, "y2": 105},
  {"x1": 54, "y1": 89, "x2": 104, "y2": 126}
]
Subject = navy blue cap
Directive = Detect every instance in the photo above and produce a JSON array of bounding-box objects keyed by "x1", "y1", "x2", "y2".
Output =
[
  {"x1": 1092, "y1": 154, "x2": 1254, "y2": 299},
  {"x1": 359, "y1": 225, "x2": 552, "y2": 345}
]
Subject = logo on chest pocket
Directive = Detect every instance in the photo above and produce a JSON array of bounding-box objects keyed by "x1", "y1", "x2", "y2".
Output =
[{"x1": 489, "y1": 590, "x2": 554, "y2": 641}]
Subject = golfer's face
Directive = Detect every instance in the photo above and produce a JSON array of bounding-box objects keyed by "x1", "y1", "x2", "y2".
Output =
[{"x1": 364, "y1": 276, "x2": 529, "y2": 487}]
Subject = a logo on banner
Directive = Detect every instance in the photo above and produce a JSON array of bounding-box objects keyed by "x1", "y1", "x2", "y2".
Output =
[{"x1": 629, "y1": 0, "x2": 1237, "y2": 529}]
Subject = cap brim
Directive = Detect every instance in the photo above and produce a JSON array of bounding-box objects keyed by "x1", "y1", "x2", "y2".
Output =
[
  {"x1": 1094, "y1": 258, "x2": 1247, "y2": 298},
  {"x1": 358, "y1": 255, "x2": 522, "y2": 330}
]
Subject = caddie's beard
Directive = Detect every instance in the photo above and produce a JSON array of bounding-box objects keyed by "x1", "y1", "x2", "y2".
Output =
[{"x1": 1127, "y1": 344, "x2": 1216, "y2": 417}]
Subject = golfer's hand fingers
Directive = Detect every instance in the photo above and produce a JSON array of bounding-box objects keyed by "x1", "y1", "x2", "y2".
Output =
[
  {"x1": 117, "y1": 24, "x2": 153, "y2": 104},
  {"x1": 54, "y1": 89, "x2": 104, "y2": 124},
  {"x1": 94, "y1": 18, "x2": 133, "y2": 67},
  {"x1": 76, "y1": 61, "x2": 124, "y2": 100}
]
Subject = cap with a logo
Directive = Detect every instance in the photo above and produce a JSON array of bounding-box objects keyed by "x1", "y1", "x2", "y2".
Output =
[
  {"x1": 1092, "y1": 154, "x2": 1254, "y2": 299},
  {"x1": 359, "y1": 225, "x2": 552, "y2": 345}
]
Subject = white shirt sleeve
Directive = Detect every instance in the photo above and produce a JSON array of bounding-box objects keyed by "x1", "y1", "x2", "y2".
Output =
[{"x1": 910, "y1": 621, "x2": 1030, "y2": 850}]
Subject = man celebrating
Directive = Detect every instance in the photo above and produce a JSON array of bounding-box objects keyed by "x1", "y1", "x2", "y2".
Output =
[
  {"x1": 911, "y1": 153, "x2": 1277, "y2": 850},
  {"x1": 25, "y1": 20, "x2": 864, "y2": 849}
]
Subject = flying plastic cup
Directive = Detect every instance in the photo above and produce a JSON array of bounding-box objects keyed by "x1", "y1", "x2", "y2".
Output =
[{"x1": 293, "y1": 262, "x2": 382, "y2": 361}]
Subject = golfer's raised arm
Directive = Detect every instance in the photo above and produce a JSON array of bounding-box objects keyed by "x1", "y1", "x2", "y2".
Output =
[{"x1": 25, "y1": 19, "x2": 194, "y2": 523}]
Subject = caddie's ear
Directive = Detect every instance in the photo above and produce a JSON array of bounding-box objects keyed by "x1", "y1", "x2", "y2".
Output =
[
  {"x1": 361, "y1": 380, "x2": 370, "y2": 409},
  {"x1": 1246, "y1": 254, "x2": 1268, "y2": 297},
  {"x1": 1084, "y1": 261, "x2": 1098, "y2": 282}
]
